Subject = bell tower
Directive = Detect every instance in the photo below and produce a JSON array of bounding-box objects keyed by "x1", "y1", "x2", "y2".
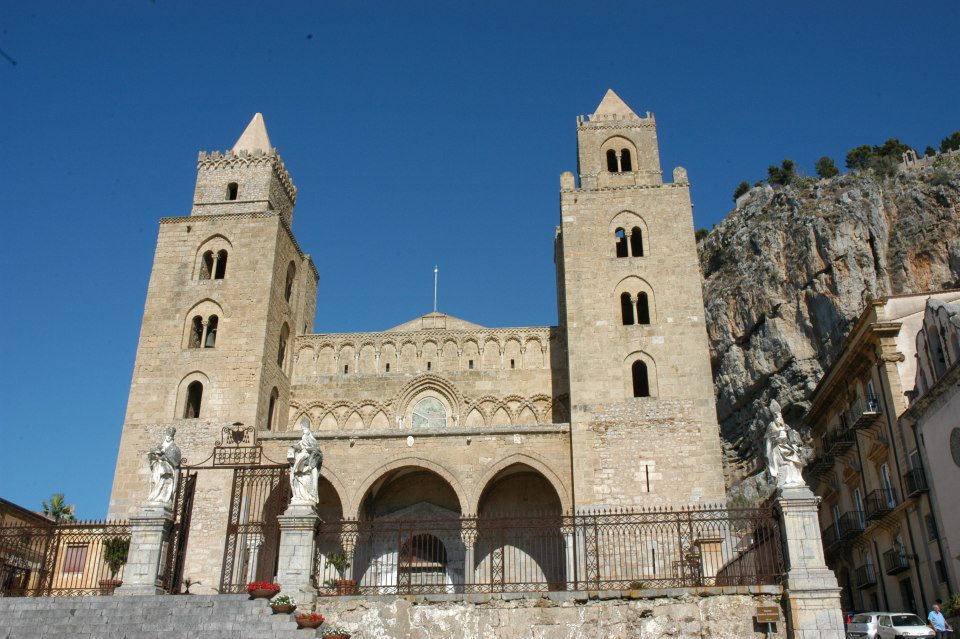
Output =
[
  {"x1": 108, "y1": 114, "x2": 318, "y2": 520},
  {"x1": 557, "y1": 90, "x2": 725, "y2": 509}
]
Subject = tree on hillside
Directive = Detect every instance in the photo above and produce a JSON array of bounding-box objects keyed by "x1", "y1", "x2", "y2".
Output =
[
  {"x1": 767, "y1": 159, "x2": 797, "y2": 185},
  {"x1": 732, "y1": 180, "x2": 750, "y2": 202},
  {"x1": 925, "y1": 146, "x2": 937, "y2": 157},
  {"x1": 845, "y1": 145, "x2": 874, "y2": 170},
  {"x1": 815, "y1": 156, "x2": 839, "y2": 178},
  {"x1": 941, "y1": 131, "x2": 960, "y2": 153},
  {"x1": 41, "y1": 493, "x2": 76, "y2": 523}
]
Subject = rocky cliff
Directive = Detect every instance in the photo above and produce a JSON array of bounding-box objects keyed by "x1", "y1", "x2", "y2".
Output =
[{"x1": 698, "y1": 155, "x2": 960, "y2": 489}]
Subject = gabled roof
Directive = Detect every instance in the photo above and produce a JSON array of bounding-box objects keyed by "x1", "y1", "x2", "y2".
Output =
[{"x1": 385, "y1": 312, "x2": 485, "y2": 333}]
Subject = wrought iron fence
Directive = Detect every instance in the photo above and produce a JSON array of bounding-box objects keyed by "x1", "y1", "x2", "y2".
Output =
[
  {"x1": 312, "y1": 506, "x2": 783, "y2": 595},
  {"x1": 0, "y1": 521, "x2": 131, "y2": 597}
]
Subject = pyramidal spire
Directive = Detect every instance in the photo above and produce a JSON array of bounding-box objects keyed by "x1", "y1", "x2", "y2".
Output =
[
  {"x1": 593, "y1": 89, "x2": 637, "y2": 118},
  {"x1": 232, "y1": 113, "x2": 273, "y2": 153}
]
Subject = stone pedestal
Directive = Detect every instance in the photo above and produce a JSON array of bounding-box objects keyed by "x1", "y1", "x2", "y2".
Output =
[
  {"x1": 116, "y1": 503, "x2": 174, "y2": 596},
  {"x1": 276, "y1": 503, "x2": 321, "y2": 601},
  {"x1": 776, "y1": 485, "x2": 845, "y2": 639}
]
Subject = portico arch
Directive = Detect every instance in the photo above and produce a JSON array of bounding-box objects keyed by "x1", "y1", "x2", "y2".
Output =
[
  {"x1": 471, "y1": 454, "x2": 571, "y2": 514},
  {"x1": 347, "y1": 457, "x2": 468, "y2": 519}
]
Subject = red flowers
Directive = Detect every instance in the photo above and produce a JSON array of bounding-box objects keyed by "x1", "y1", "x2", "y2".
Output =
[
  {"x1": 296, "y1": 612, "x2": 324, "y2": 623},
  {"x1": 247, "y1": 581, "x2": 281, "y2": 593}
]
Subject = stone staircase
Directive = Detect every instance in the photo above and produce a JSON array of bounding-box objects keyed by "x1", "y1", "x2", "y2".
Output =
[{"x1": 0, "y1": 594, "x2": 320, "y2": 638}]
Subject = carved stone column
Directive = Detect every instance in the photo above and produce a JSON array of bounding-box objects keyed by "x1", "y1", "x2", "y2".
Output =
[
  {"x1": 776, "y1": 485, "x2": 845, "y2": 639},
  {"x1": 276, "y1": 503, "x2": 321, "y2": 601},
  {"x1": 461, "y1": 524, "x2": 478, "y2": 590},
  {"x1": 245, "y1": 533, "x2": 264, "y2": 583},
  {"x1": 116, "y1": 503, "x2": 174, "y2": 596}
]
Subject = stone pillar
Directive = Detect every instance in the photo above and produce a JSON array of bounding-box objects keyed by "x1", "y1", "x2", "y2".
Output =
[
  {"x1": 245, "y1": 533, "x2": 264, "y2": 583},
  {"x1": 777, "y1": 485, "x2": 845, "y2": 639},
  {"x1": 276, "y1": 503, "x2": 321, "y2": 601},
  {"x1": 461, "y1": 526, "x2": 477, "y2": 590},
  {"x1": 116, "y1": 503, "x2": 174, "y2": 596}
]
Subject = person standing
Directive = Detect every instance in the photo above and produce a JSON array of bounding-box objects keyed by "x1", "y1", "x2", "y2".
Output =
[{"x1": 929, "y1": 603, "x2": 953, "y2": 639}]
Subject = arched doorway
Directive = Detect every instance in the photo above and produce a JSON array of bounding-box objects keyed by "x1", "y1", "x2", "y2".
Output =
[
  {"x1": 474, "y1": 464, "x2": 567, "y2": 591},
  {"x1": 353, "y1": 467, "x2": 465, "y2": 593}
]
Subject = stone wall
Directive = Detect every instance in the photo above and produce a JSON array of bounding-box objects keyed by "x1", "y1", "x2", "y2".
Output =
[{"x1": 311, "y1": 587, "x2": 786, "y2": 639}]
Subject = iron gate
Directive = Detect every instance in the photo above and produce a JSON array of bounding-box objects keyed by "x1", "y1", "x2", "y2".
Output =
[
  {"x1": 160, "y1": 469, "x2": 196, "y2": 593},
  {"x1": 219, "y1": 465, "x2": 290, "y2": 593}
]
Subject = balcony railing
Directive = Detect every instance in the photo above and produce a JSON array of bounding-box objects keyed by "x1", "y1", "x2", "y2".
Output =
[
  {"x1": 804, "y1": 452, "x2": 836, "y2": 481},
  {"x1": 865, "y1": 488, "x2": 898, "y2": 521},
  {"x1": 882, "y1": 545, "x2": 910, "y2": 575},
  {"x1": 821, "y1": 511, "x2": 866, "y2": 551},
  {"x1": 848, "y1": 397, "x2": 882, "y2": 430},
  {"x1": 854, "y1": 563, "x2": 878, "y2": 589},
  {"x1": 823, "y1": 427, "x2": 857, "y2": 455},
  {"x1": 903, "y1": 468, "x2": 929, "y2": 497}
]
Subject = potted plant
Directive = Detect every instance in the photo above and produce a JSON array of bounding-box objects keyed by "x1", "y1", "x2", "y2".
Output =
[
  {"x1": 270, "y1": 594, "x2": 298, "y2": 614},
  {"x1": 322, "y1": 626, "x2": 351, "y2": 638},
  {"x1": 294, "y1": 611, "x2": 324, "y2": 629},
  {"x1": 182, "y1": 577, "x2": 200, "y2": 594},
  {"x1": 325, "y1": 552, "x2": 355, "y2": 595},
  {"x1": 99, "y1": 537, "x2": 130, "y2": 595},
  {"x1": 247, "y1": 581, "x2": 281, "y2": 599}
]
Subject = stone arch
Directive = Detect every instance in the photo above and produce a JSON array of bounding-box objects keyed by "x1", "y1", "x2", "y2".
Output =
[
  {"x1": 182, "y1": 299, "x2": 226, "y2": 349},
  {"x1": 613, "y1": 275, "x2": 657, "y2": 324},
  {"x1": 357, "y1": 343, "x2": 377, "y2": 375},
  {"x1": 399, "y1": 341, "x2": 418, "y2": 373},
  {"x1": 441, "y1": 339, "x2": 460, "y2": 371},
  {"x1": 503, "y1": 338, "x2": 522, "y2": 370},
  {"x1": 464, "y1": 407, "x2": 485, "y2": 427},
  {"x1": 421, "y1": 339, "x2": 439, "y2": 372},
  {"x1": 489, "y1": 406, "x2": 511, "y2": 426},
  {"x1": 193, "y1": 234, "x2": 233, "y2": 280},
  {"x1": 318, "y1": 411, "x2": 338, "y2": 431},
  {"x1": 395, "y1": 374, "x2": 464, "y2": 418},
  {"x1": 608, "y1": 211, "x2": 650, "y2": 257},
  {"x1": 317, "y1": 467, "x2": 348, "y2": 523},
  {"x1": 516, "y1": 405, "x2": 538, "y2": 425},
  {"x1": 369, "y1": 410, "x2": 390, "y2": 429},
  {"x1": 471, "y1": 454, "x2": 571, "y2": 515},
  {"x1": 293, "y1": 345, "x2": 315, "y2": 381},
  {"x1": 482, "y1": 337, "x2": 502, "y2": 370},
  {"x1": 462, "y1": 339, "x2": 480, "y2": 369},
  {"x1": 343, "y1": 411, "x2": 364, "y2": 430},
  {"x1": 380, "y1": 342, "x2": 398, "y2": 373},
  {"x1": 347, "y1": 458, "x2": 468, "y2": 519},
  {"x1": 174, "y1": 370, "x2": 211, "y2": 419},
  {"x1": 600, "y1": 136, "x2": 638, "y2": 173},
  {"x1": 624, "y1": 351, "x2": 658, "y2": 398},
  {"x1": 523, "y1": 336, "x2": 544, "y2": 369}
]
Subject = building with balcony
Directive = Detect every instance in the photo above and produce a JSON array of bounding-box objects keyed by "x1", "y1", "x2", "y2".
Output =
[
  {"x1": 900, "y1": 297, "x2": 960, "y2": 592},
  {"x1": 803, "y1": 291, "x2": 960, "y2": 615}
]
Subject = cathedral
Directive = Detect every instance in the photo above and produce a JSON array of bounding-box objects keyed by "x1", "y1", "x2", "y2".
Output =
[{"x1": 107, "y1": 90, "x2": 726, "y2": 592}]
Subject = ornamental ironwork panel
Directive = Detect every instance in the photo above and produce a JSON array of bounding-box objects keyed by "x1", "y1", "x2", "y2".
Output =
[
  {"x1": 313, "y1": 506, "x2": 782, "y2": 596},
  {"x1": 160, "y1": 469, "x2": 197, "y2": 593},
  {"x1": 0, "y1": 521, "x2": 131, "y2": 597},
  {"x1": 218, "y1": 465, "x2": 290, "y2": 593}
]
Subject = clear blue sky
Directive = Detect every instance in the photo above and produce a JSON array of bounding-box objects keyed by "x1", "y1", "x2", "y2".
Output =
[{"x1": 1, "y1": 2, "x2": 957, "y2": 519}]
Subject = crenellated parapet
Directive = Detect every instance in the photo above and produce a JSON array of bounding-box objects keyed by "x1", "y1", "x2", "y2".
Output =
[{"x1": 197, "y1": 148, "x2": 297, "y2": 205}]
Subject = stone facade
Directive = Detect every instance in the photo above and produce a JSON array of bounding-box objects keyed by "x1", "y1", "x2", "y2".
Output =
[
  {"x1": 804, "y1": 291, "x2": 960, "y2": 616},
  {"x1": 107, "y1": 91, "x2": 726, "y2": 592}
]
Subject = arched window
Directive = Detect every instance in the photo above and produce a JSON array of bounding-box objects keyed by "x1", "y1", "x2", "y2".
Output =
[
  {"x1": 199, "y1": 251, "x2": 214, "y2": 280},
  {"x1": 620, "y1": 149, "x2": 633, "y2": 171},
  {"x1": 184, "y1": 381, "x2": 203, "y2": 418},
  {"x1": 636, "y1": 292, "x2": 650, "y2": 325},
  {"x1": 631, "y1": 361, "x2": 649, "y2": 398},
  {"x1": 226, "y1": 182, "x2": 239, "y2": 201},
  {"x1": 614, "y1": 228, "x2": 628, "y2": 258},
  {"x1": 214, "y1": 250, "x2": 228, "y2": 279},
  {"x1": 277, "y1": 324, "x2": 289, "y2": 367},
  {"x1": 265, "y1": 387, "x2": 278, "y2": 431},
  {"x1": 189, "y1": 316, "x2": 203, "y2": 348},
  {"x1": 620, "y1": 292, "x2": 635, "y2": 325},
  {"x1": 284, "y1": 262, "x2": 296, "y2": 302},
  {"x1": 204, "y1": 315, "x2": 218, "y2": 348},
  {"x1": 630, "y1": 226, "x2": 643, "y2": 257},
  {"x1": 606, "y1": 149, "x2": 618, "y2": 172}
]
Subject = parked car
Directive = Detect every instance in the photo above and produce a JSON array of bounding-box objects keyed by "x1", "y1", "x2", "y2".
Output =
[{"x1": 847, "y1": 612, "x2": 882, "y2": 638}]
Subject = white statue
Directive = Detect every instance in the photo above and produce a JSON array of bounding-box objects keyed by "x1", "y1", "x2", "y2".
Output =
[
  {"x1": 146, "y1": 427, "x2": 182, "y2": 505},
  {"x1": 764, "y1": 400, "x2": 806, "y2": 488},
  {"x1": 288, "y1": 423, "x2": 323, "y2": 505}
]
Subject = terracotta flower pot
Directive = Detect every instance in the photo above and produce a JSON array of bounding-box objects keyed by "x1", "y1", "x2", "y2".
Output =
[
  {"x1": 98, "y1": 578, "x2": 122, "y2": 595},
  {"x1": 335, "y1": 579, "x2": 357, "y2": 595},
  {"x1": 271, "y1": 603, "x2": 297, "y2": 614},
  {"x1": 249, "y1": 587, "x2": 278, "y2": 599},
  {"x1": 324, "y1": 634, "x2": 351, "y2": 639},
  {"x1": 295, "y1": 616, "x2": 324, "y2": 629}
]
